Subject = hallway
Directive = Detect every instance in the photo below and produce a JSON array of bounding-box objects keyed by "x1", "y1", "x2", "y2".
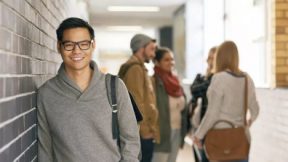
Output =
[{"x1": 0, "y1": 0, "x2": 288, "y2": 162}]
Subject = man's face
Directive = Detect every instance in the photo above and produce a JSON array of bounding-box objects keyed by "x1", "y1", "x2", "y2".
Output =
[
  {"x1": 58, "y1": 27, "x2": 95, "y2": 72},
  {"x1": 143, "y1": 42, "x2": 157, "y2": 63}
]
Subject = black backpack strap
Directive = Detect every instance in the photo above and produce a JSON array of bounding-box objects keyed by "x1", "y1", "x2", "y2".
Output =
[{"x1": 105, "y1": 74, "x2": 120, "y2": 147}]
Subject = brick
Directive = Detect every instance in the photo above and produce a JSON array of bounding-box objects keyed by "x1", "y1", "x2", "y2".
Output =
[
  {"x1": 31, "y1": 93, "x2": 36, "y2": 108},
  {"x1": 15, "y1": 16, "x2": 24, "y2": 36},
  {"x1": 20, "y1": 77, "x2": 34, "y2": 94},
  {"x1": 276, "y1": 11, "x2": 284, "y2": 17},
  {"x1": 21, "y1": 137, "x2": 37, "y2": 162},
  {"x1": 285, "y1": 75, "x2": 288, "y2": 81},
  {"x1": 6, "y1": 77, "x2": 19, "y2": 97},
  {"x1": 12, "y1": 34, "x2": 19, "y2": 53},
  {"x1": 0, "y1": 78, "x2": 3, "y2": 98},
  {"x1": 276, "y1": 42, "x2": 286, "y2": 49},
  {"x1": 3, "y1": 138, "x2": 21, "y2": 162},
  {"x1": 276, "y1": 74, "x2": 286, "y2": 81},
  {"x1": 24, "y1": 109, "x2": 36, "y2": 130},
  {"x1": 2, "y1": 0, "x2": 17, "y2": 11},
  {"x1": 7, "y1": 55, "x2": 17, "y2": 74},
  {"x1": 23, "y1": 94, "x2": 33, "y2": 113},
  {"x1": 0, "y1": 2, "x2": 2, "y2": 25},
  {"x1": 21, "y1": 126, "x2": 36, "y2": 152},
  {"x1": 0, "y1": 54, "x2": 6, "y2": 74},
  {"x1": 1, "y1": 3, "x2": 16, "y2": 31},
  {"x1": 277, "y1": 58, "x2": 286, "y2": 65},
  {"x1": 276, "y1": 27, "x2": 286, "y2": 34},
  {"x1": 276, "y1": 35, "x2": 288, "y2": 42},
  {"x1": 276, "y1": 66, "x2": 288, "y2": 73},
  {"x1": 18, "y1": 37, "x2": 25, "y2": 55},
  {"x1": 276, "y1": 81, "x2": 288, "y2": 86},
  {"x1": 276, "y1": 50, "x2": 288, "y2": 57},
  {"x1": 19, "y1": 0, "x2": 25, "y2": 14},
  {"x1": 0, "y1": 117, "x2": 24, "y2": 148},
  {"x1": 285, "y1": 27, "x2": 288, "y2": 33},
  {"x1": 21, "y1": 58, "x2": 28, "y2": 74},
  {"x1": 0, "y1": 28, "x2": 12, "y2": 51},
  {"x1": 276, "y1": 19, "x2": 288, "y2": 26},
  {"x1": 276, "y1": 3, "x2": 288, "y2": 10},
  {"x1": 285, "y1": 11, "x2": 288, "y2": 17}
]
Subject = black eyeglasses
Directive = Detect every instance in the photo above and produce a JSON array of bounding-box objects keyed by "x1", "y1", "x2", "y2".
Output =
[{"x1": 61, "y1": 40, "x2": 93, "y2": 51}]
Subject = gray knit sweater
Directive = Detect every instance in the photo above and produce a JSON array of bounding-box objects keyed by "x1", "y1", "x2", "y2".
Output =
[
  {"x1": 37, "y1": 61, "x2": 140, "y2": 162},
  {"x1": 195, "y1": 71, "x2": 259, "y2": 140}
]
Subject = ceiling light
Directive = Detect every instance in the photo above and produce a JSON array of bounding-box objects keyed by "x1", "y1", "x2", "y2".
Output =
[
  {"x1": 107, "y1": 6, "x2": 160, "y2": 12},
  {"x1": 106, "y1": 26, "x2": 143, "y2": 31}
]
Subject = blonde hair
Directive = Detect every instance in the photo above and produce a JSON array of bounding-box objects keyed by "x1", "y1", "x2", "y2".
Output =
[
  {"x1": 206, "y1": 46, "x2": 217, "y2": 76},
  {"x1": 214, "y1": 41, "x2": 241, "y2": 74}
]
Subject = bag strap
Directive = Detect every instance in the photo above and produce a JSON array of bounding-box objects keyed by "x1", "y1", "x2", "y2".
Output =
[
  {"x1": 105, "y1": 74, "x2": 120, "y2": 147},
  {"x1": 244, "y1": 75, "x2": 248, "y2": 126}
]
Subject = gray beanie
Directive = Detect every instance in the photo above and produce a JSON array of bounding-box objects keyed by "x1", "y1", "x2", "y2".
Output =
[{"x1": 130, "y1": 34, "x2": 156, "y2": 52}]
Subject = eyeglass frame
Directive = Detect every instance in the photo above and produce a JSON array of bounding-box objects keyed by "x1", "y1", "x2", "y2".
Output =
[{"x1": 60, "y1": 40, "x2": 94, "y2": 51}]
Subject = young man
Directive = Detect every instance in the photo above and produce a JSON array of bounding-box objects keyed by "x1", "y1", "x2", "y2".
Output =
[
  {"x1": 119, "y1": 34, "x2": 159, "y2": 162},
  {"x1": 37, "y1": 17, "x2": 140, "y2": 162}
]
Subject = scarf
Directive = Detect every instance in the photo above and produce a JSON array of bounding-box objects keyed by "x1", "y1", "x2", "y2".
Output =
[{"x1": 154, "y1": 66, "x2": 183, "y2": 97}]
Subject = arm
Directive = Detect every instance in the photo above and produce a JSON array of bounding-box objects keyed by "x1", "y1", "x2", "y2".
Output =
[
  {"x1": 117, "y1": 80, "x2": 141, "y2": 162},
  {"x1": 194, "y1": 76, "x2": 223, "y2": 139},
  {"x1": 124, "y1": 65, "x2": 151, "y2": 136},
  {"x1": 247, "y1": 76, "x2": 260, "y2": 125},
  {"x1": 37, "y1": 91, "x2": 53, "y2": 162}
]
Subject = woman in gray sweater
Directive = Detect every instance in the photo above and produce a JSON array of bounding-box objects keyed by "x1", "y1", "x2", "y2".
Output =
[{"x1": 193, "y1": 41, "x2": 259, "y2": 162}]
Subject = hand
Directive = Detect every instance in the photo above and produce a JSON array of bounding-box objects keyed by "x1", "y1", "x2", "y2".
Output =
[
  {"x1": 247, "y1": 119, "x2": 252, "y2": 127},
  {"x1": 192, "y1": 136, "x2": 203, "y2": 149},
  {"x1": 141, "y1": 132, "x2": 154, "y2": 139}
]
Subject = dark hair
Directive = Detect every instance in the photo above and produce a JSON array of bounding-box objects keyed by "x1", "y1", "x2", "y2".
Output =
[
  {"x1": 56, "y1": 17, "x2": 95, "y2": 41},
  {"x1": 154, "y1": 47, "x2": 171, "y2": 62}
]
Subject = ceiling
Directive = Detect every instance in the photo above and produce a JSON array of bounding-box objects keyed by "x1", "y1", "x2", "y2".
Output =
[{"x1": 87, "y1": 0, "x2": 187, "y2": 28}]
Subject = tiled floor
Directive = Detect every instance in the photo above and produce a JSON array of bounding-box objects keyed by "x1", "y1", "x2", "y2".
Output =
[{"x1": 176, "y1": 143, "x2": 195, "y2": 162}]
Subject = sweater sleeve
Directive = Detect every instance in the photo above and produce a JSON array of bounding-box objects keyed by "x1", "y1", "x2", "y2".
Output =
[
  {"x1": 194, "y1": 76, "x2": 224, "y2": 139},
  {"x1": 37, "y1": 91, "x2": 53, "y2": 162},
  {"x1": 247, "y1": 75, "x2": 260, "y2": 122},
  {"x1": 117, "y1": 79, "x2": 141, "y2": 162}
]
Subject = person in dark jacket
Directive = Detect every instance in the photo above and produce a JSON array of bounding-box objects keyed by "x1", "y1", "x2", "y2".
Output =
[
  {"x1": 189, "y1": 46, "x2": 217, "y2": 162},
  {"x1": 151, "y1": 47, "x2": 188, "y2": 162}
]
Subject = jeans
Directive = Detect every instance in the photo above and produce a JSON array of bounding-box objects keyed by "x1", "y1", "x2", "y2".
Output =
[{"x1": 140, "y1": 138, "x2": 154, "y2": 162}]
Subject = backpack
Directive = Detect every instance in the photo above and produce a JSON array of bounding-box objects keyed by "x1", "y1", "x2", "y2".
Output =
[{"x1": 105, "y1": 74, "x2": 143, "y2": 146}]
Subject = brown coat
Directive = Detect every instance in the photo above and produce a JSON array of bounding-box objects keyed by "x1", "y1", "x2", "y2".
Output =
[{"x1": 120, "y1": 55, "x2": 160, "y2": 142}]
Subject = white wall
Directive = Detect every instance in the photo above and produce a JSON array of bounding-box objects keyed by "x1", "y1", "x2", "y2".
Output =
[
  {"x1": 184, "y1": 0, "x2": 268, "y2": 87},
  {"x1": 185, "y1": 0, "x2": 204, "y2": 81},
  {"x1": 93, "y1": 27, "x2": 157, "y2": 75}
]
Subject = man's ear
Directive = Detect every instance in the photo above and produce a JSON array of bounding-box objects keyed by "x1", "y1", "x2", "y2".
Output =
[
  {"x1": 57, "y1": 41, "x2": 61, "y2": 53},
  {"x1": 139, "y1": 47, "x2": 144, "y2": 53},
  {"x1": 92, "y1": 39, "x2": 96, "y2": 49}
]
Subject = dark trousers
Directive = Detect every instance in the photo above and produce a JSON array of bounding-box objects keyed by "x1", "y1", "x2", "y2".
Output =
[{"x1": 140, "y1": 138, "x2": 154, "y2": 162}]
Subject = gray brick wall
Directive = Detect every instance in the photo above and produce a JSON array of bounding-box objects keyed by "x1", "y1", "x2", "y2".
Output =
[
  {"x1": 0, "y1": 0, "x2": 87, "y2": 161},
  {"x1": 250, "y1": 89, "x2": 288, "y2": 162}
]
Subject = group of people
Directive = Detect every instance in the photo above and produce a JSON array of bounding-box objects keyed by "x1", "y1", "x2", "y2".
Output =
[
  {"x1": 37, "y1": 17, "x2": 259, "y2": 162},
  {"x1": 189, "y1": 43, "x2": 260, "y2": 162}
]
